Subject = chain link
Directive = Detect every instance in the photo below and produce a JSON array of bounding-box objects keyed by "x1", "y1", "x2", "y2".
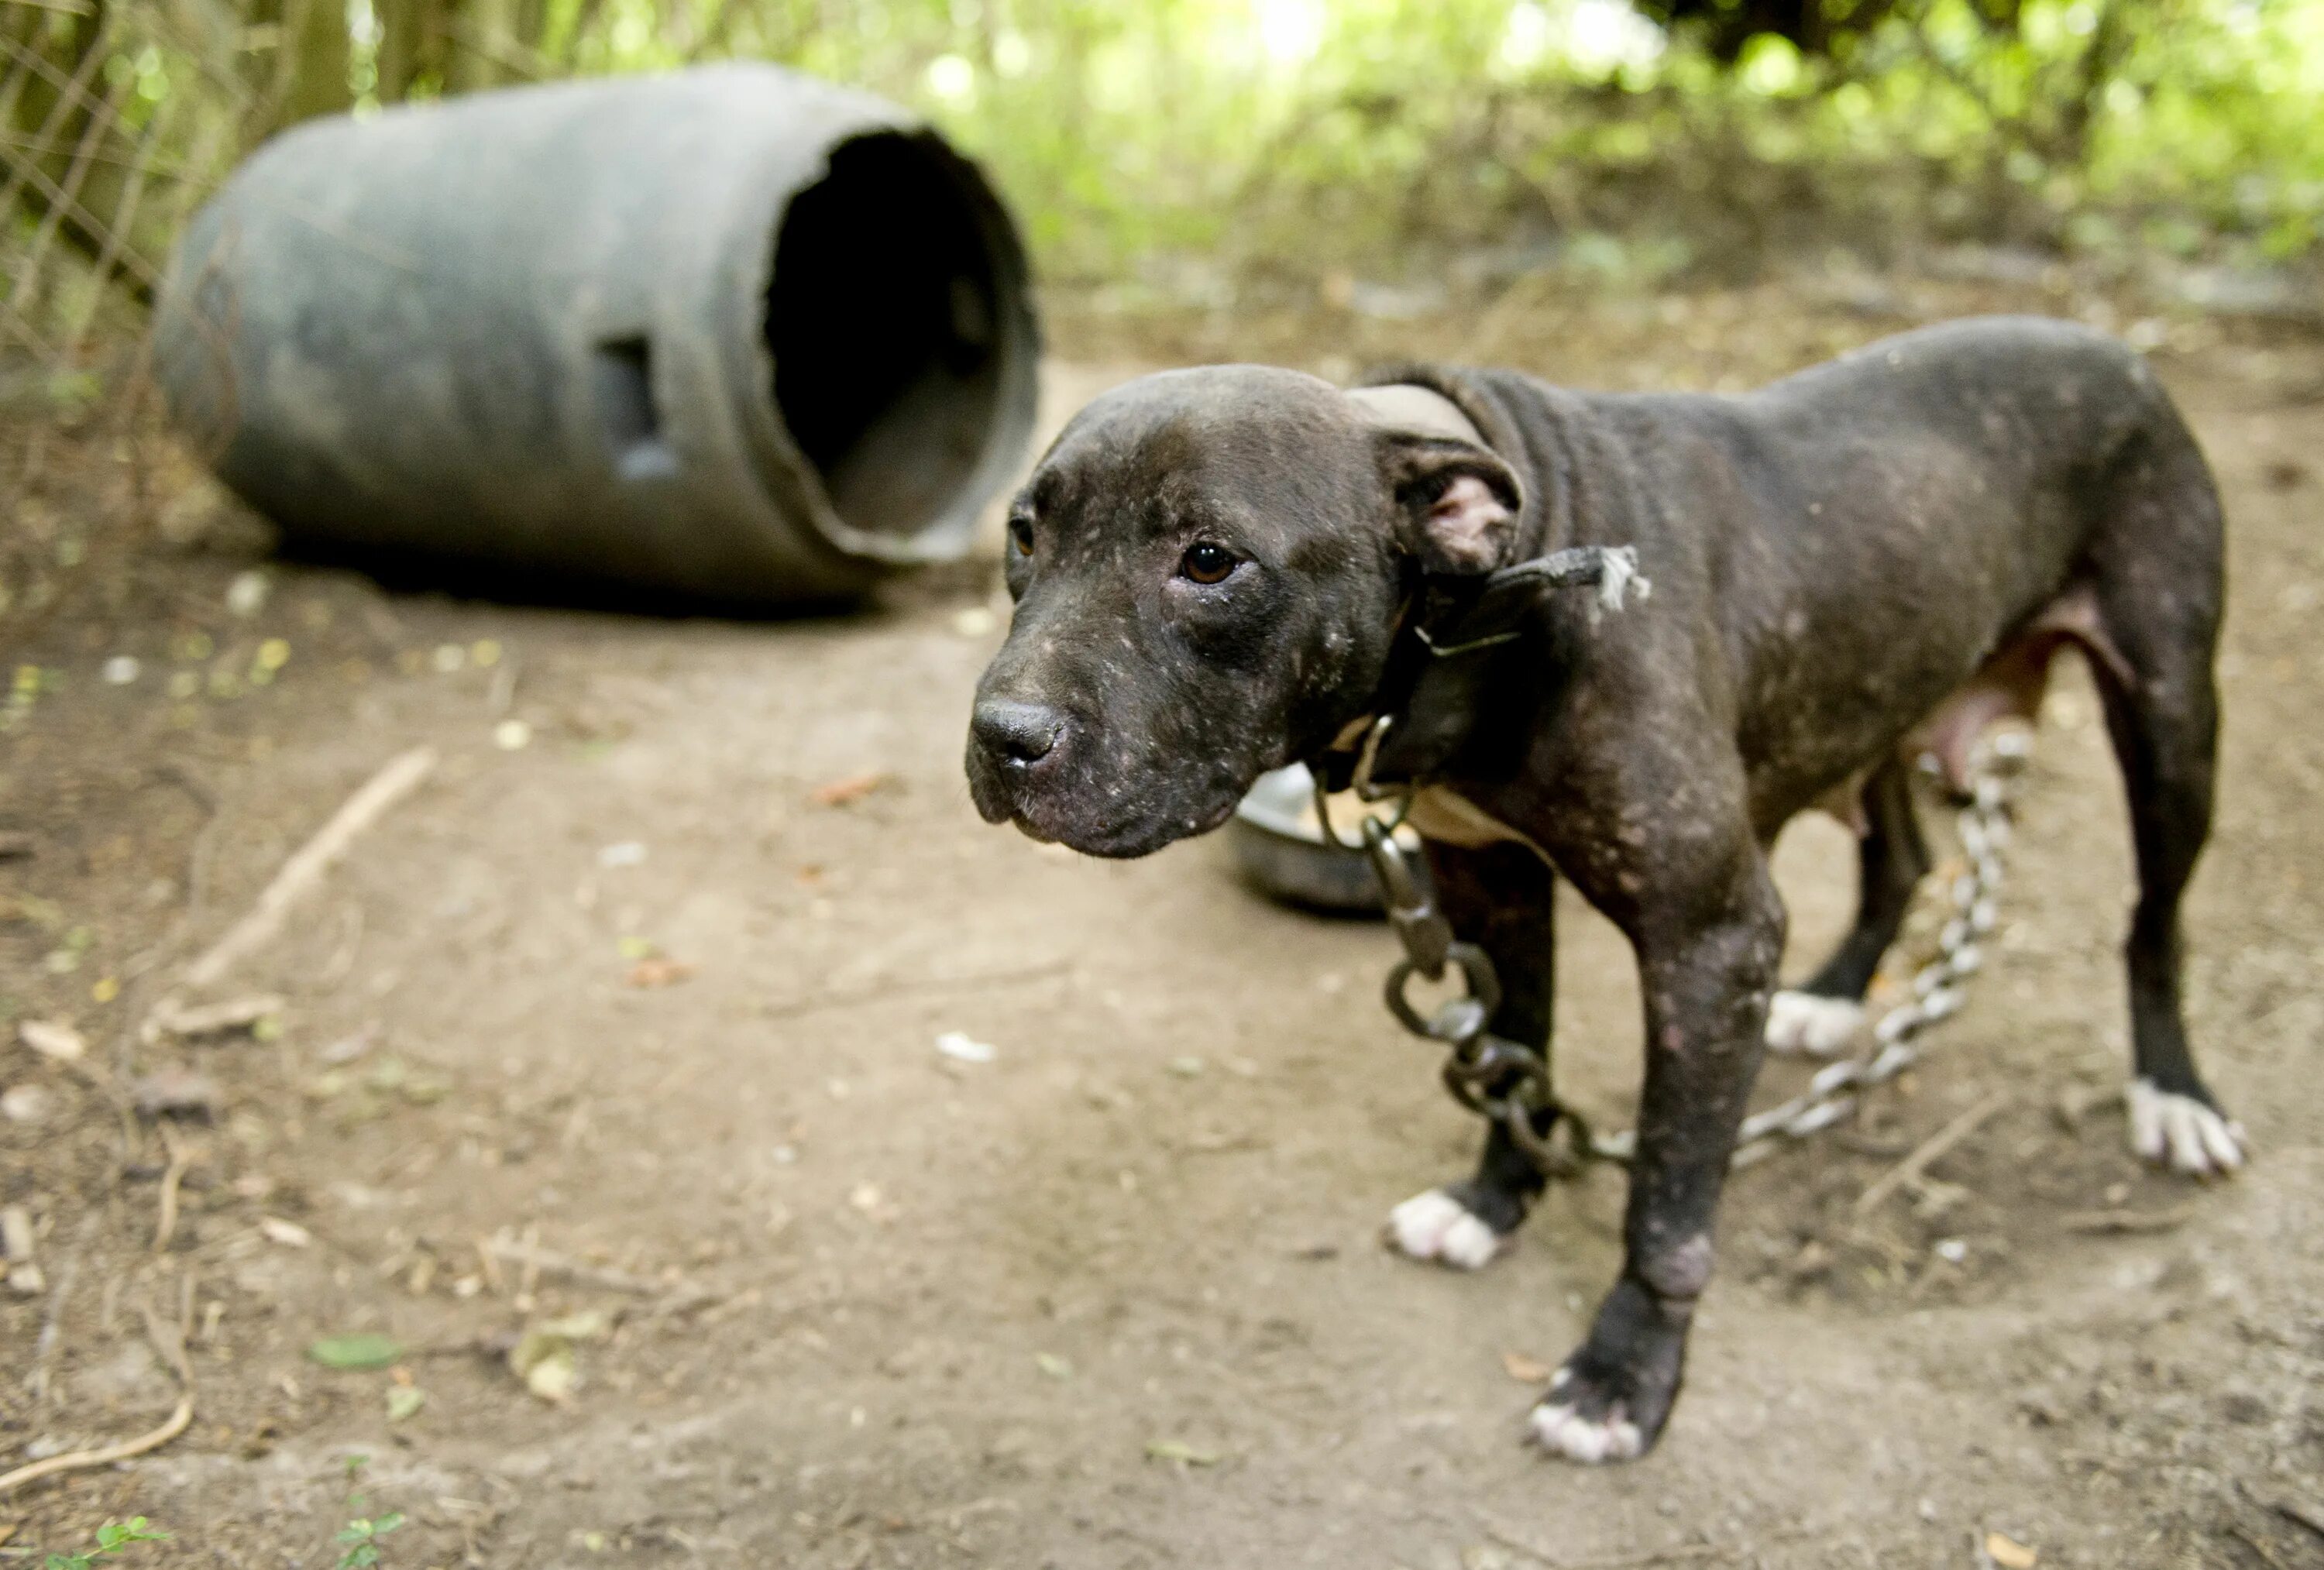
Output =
[{"x1": 1347, "y1": 733, "x2": 2029, "y2": 1179}]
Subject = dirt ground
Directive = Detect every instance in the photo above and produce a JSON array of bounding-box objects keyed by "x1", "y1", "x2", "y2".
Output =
[{"x1": 3, "y1": 281, "x2": 2321, "y2": 1569}]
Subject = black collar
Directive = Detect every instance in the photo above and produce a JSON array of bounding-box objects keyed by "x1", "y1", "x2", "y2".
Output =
[{"x1": 1314, "y1": 545, "x2": 1645, "y2": 796}]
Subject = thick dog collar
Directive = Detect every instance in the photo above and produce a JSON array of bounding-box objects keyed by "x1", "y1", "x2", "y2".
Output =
[{"x1": 1316, "y1": 545, "x2": 1648, "y2": 798}]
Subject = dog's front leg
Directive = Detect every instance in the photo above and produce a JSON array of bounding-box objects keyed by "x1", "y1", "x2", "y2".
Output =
[
  {"x1": 1531, "y1": 850, "x2": 1783, "y2": 1463},
  {"x1": 1387, "y1": 837, "x2": 1558, "y2": 1269}
]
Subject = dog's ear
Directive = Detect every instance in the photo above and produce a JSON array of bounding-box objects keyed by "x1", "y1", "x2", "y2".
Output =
[{"x1": 1378, "y1": 435, "x2": 1525, "y2": 576}]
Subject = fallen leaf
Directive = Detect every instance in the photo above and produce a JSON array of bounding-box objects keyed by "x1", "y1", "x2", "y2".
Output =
[
  {"x1": 1501, "y1": 1351, "x2": 1554, "y2": 1383},
  {"x1": 1985, "y1": 1531, "x2": 2038, "y2": 1569},
  {"x1": 810, "y1": 771, "x2": 889, "y2": 807},
  {"x1": 143, "y1": 993, "x2": 285, "y2": 1044},
  {"x1": 385, "y1": 1384, "x2": 427, "y2": 1422},
  {"x1": 259, "y1": 1217, "x2": 314, "y2": 1248},
  {"x1": 625, "y1": 957, "x2": 696, "y2": 988},
  {"x1": 504, "y1": 1310, "x2": 613, "y2": 1405},
  {"x1": 308, "y1": 1332, "x2": 404, "y2": 1371},
  {"x1": 18, "y1": 1019, "x2": 84, "y2": 1061},
  {"x1": 537, "y1": 1310, "x2": 614, "y2": 1342},
  {"x1": 510, "y1": 1330, "x2": 579, "y2": 1403},
  {"x1": 1144, "y1": 1438, "x2": 1223, "y2": 1467}
]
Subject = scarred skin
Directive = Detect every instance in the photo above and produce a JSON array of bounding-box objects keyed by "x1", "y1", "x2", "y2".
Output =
[{"x1": 964, "y1": 316, "x2": 2233, "y2": 1460}]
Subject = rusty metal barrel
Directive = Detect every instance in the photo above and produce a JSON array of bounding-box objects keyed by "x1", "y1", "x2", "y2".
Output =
[{"x1": 153, "y1": 64, "x2": 1040, "y2": 603}]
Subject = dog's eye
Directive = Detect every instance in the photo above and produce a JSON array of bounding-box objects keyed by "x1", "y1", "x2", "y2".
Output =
[
  {"x1": 1180, "y1": 542, "x2": 1239, "y2": 585},
  {"x1": 1008, "y1": 516, "x2": 1034, "y2": 556}
]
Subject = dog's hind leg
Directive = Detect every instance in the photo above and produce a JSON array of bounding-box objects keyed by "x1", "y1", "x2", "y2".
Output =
[
  {"x1": 1765, "y1": 758, "x2": 1928, "y2": 1056},
  {"x1": 2088, "y1": 430, "x2": 2243, "y2": 1175},
  {"x1": 1385, "y1": 837, "x2": 1557, "y2": 1270}
]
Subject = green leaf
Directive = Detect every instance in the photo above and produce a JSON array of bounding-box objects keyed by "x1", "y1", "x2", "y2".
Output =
[
  {"x1": 307, "y1": 1332, "x2": 403, "y2": 1370},
  {"x1": 1143, "y1": 1437, "x2": 1224, "y2": 1467},
  {"x1": 385, "y1": 1384, "x2": 426, "y2": 1422},
  {"x1": 373, "y1": 1513, "x2": 405, "y2": 1535}
]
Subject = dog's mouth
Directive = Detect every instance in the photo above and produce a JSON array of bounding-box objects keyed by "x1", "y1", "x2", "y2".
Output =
[
  {"x1": 968, "y1": 747, "x2": 1249, "y2": 860},
  {"x1": 1004, "y1": 793, "x2": 1242, "y2": 860}
]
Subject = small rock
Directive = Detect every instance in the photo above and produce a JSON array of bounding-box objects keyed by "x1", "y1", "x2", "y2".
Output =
[
  {"x1": 493, "y1": 718, "x2": 532, "y2": 751},
  {"x1": 132, "y1": 1066, "x2": 222, "y2": 1120},
  {"x1": 2, "y1": 1084, "x2": 54, "y2": 1123},
  {"x1": 102, "y1": 655, "x2": 141, "y2": 685},
  {"x1": 2218, "y1": 1390, "x2": 2269, "y2": 1425},
  {"x1": 951, "y1": 606, "x2": 998, "y2": 637},
  {"x1": 2, "y1": 1203, "x2": 41, "y2": 1294},
  {"x1": 225, "y1": 570, "x2": 270, "y2": 617},
  {"x1": 259, "y1": 1216, "x2": 313, "y2": 1248},
  {"x1": 1167, "y1": 1055, "x2": 1205, "y2": 1077},
  {"x1": 935, "y1": 1031, "x2": 996, "y2": 1064},
  {"x1": 596, "y1": 840, "x2": 648, "y2": 868},
  {"x1": 17, "y1": 1019, "x2": 85, "y2": 1062}
]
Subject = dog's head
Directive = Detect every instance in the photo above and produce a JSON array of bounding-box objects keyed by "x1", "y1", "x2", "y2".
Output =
[{"x1": 964, "y1": 366, "x2": 1523, "y2": 857}]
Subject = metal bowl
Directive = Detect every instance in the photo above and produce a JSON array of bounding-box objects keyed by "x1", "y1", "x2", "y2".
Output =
[{"x1": 1226, "y1": 764, "x2": 1429, "y2": 916}]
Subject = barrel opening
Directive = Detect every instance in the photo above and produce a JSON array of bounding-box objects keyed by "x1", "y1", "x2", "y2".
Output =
[{"x1": 768, "y1": 130, "x2": 1010, "y2": 542}]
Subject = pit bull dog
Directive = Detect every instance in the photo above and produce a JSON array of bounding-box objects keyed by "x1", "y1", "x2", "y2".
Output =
[{"x1": 963, "y1": 316, "x2": 2239, "y2": 1462}]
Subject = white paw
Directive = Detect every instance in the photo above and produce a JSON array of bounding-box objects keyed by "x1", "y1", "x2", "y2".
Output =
[
  {"x1": 1764, "y1": 990, "x2": 1865, "y2": 1056},
  {"x1": 1528, "y1": 1388, "x2": 1643, "y2": 1464},
  {"x1": 1385, "y1": 1189, "x2": 1503, "y2": 1270},
  {"x1": 2127, "y1": 1077, "x2": 2246, "y2": 1177}
]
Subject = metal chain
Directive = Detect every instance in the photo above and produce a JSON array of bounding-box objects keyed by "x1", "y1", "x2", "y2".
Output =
[{"x1": 1341, "y1": 731, "x2": 2029, "y2": 1179}]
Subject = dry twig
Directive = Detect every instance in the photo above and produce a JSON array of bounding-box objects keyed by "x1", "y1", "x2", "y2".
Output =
[
  {"x1": 2061, "y1": 1203, "x2": 2198, "y2": 1235},
  {"x1": 152, "y1": 1122, "x2": 195, "y2": 1253},
  {"x1": 174, "y1": 744, "x2": 436, "y2": 995},
  {"x1": 0, "y1": 1299, "x2": 193, "y2": 1496},
  {"x1": 1855, "y1": 1091, "x2": 2012, "y2": 1215},
  {"x1": 485, "y1": 1235, "x2": 701, "y2": 1300}
]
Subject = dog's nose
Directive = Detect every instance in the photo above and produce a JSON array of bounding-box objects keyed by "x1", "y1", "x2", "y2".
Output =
[{"x1": 973, "y1": 699, "x2": 1065, "y2": 766}]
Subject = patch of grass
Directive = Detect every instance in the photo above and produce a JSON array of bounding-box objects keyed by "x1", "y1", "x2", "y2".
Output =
[{"x1": 45, "y1": 1517, "x2": 168, "y2": 1570}]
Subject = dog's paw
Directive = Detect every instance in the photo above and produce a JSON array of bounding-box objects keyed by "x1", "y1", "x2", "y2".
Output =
[
  {"x1": 2128, "y1": 1077, "x2": 2246, "y2": 1177},
  {"x1": 1385, "y1": 1188, "x2": 1504, "y2": 1270},
  {"x1": 1763, "y1": 990, "x2": 1864, "y2": 1056},
  {"x1": 1528, "y1": 1372, "x2": 1646, "y2": 1465},
  {"x1": 1528, "y1": 1280, "x2": 1684, "y2": 1465}
]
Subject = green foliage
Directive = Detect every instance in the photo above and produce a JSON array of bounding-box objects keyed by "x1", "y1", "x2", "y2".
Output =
[
  {"x1": 306, "y1": 1331, "x2": 405, "y2": 1370},
  {"x1": 335, "y1": 1513, "x2": 405, "y2": 1568},
  {"x1": 335, "y1": 1455, "x2": 406, "y2": 1568},
  {"x1": 44, "y1": 1517, "x2": 169, "y2": 1570},
  {"x1": 12, "y1": 0, "x2": 2323, "y2": 314}
]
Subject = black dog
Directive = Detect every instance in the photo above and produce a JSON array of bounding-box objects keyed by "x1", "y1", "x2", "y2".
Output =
[{"x1": 964, "y1": 317, "x2": 2240, "y2": 1461}]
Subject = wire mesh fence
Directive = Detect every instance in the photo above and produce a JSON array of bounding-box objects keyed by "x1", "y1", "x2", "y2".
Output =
[{"x1": 1, "y1": 0, "x2": 252, "y2": 637}]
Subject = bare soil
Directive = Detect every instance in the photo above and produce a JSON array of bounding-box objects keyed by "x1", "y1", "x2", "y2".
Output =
[{"x1": 3, "y1": 282, "x2": 2321, "y2": 1569}]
